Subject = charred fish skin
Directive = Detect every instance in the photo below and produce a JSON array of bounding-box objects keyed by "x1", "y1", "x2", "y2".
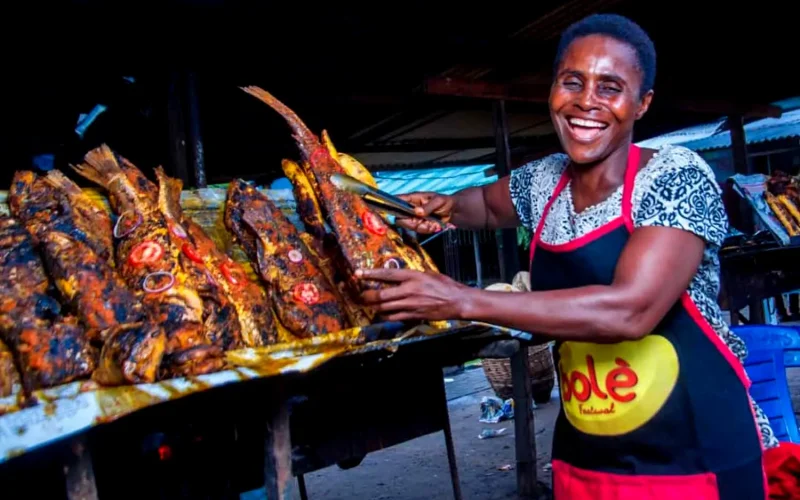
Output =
[
  {"x1": 225, "y1": 180, "x2": 349, "y2": 337},
  {"x1": 10, "y1": 170, "x2": 149, "y2": 343},
  {"x1": 73, "y1": 145, "x2": 223, "y2": 378},
  {"x1": 0, "y1": 217, "x2": 96, "y2": 391},
  {"x1": 241, "y1": 86, "x2": 407, "y2": 291},
  {"x1": 153, "y1": 167, "x2": 246, "y2": 352},
  {"x1": 93, "y1": 322, "x2": 166, "y2": 386},
  {"x1": 184, "y1": 219, "x2": 277, "y2": 347}
]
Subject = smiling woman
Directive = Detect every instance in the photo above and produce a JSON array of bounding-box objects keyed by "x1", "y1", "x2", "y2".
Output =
[{"x1": 358, "y1": 13, "x2": 773, "y2": 500}]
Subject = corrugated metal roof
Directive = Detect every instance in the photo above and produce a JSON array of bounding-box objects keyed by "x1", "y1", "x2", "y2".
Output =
[
  {"x1": 680, "y1": 108, "x2": 800, "y2": 151},
  {"x1": 373, "y1": 164, "x2": 497, "y2": 195},
  {"x1": 635, "y1": 120, "x2": 725, "y2": 149}
]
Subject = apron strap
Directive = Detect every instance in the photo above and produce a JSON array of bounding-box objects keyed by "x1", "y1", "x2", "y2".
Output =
[
  {"x1": 528, "y1": 144, "x2": 642, "y2": 264},
  {"x1": 529, "y1": 171, "x2": 570, "y2": 263},
  {"x1": 621, "y1": 144, "x2": 641, "y2": 232}
]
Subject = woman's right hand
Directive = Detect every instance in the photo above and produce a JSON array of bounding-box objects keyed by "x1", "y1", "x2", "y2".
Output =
[{"x1": 395, "y1": 192, "x2": 456, "y2": 234}]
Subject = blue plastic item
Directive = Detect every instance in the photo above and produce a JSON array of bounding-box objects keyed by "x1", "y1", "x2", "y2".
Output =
[{"x1": 731, "y1": 325, "x2": 800, "y2": 443}]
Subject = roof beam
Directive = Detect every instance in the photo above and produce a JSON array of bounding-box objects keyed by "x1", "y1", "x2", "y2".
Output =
[
  {"x1": 424, "y1": 77, "x2": 550, "y2": 104},
  {"x1": 351, "y1": 134, "x2": 557, "y2": 153},
  {"x1": 425, "y1": 78, "x2": 783, "y2": 119}
]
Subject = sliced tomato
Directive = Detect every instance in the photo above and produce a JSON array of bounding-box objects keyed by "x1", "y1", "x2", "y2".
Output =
[
  {"x1": 181, "y1": 243, "x2": 204, "y2": 264},
  {"x1": 361, "y1": 210, "x2": 387, "y2": 236},
  {"x1": 127, "y1": 241, "x2": 164, "y2": 266},
  {"x1": 293, "y1": 282, "x2": 320, "y2": 305},
  {"x1": 220, "y1": 262, "x2": 241, "y2": 286}
]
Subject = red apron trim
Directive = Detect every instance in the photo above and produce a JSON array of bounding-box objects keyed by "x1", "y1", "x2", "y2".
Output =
[
  {"x1": 680, "y1": 293, "x2": 751, "y2": 390},
  {"x1": 552, "y1": 459, "x2": 720, "y2": 500},
  {"x1": 538, "y1": 217, "x2": 625, "y2": 253},
  {"x1": 529, "y1": 172, "x2": 570, "y2": 263},
  {"x1": 529, "y1": 144, "x2": 641, "y2": 265}
]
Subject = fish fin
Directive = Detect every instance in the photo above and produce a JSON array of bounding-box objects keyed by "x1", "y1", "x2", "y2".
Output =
[
  {"x1": 155, "y1": 166, "x2": 184, "y2": 221},
  {"x1": 241, "y1": 210, "x2": 278, "y2": 258},
  {"x1": 321, "y1": 130, "x2": 338, "y2": 158}
]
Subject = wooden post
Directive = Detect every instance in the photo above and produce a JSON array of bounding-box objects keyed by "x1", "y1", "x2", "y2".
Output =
[
  {"x1": 729, "y1": 114, "x2": 751, "y2": 175},
  {"x1": 63, "y1": 436, "x2": 98, "y2": 500},
  {"x1": 511, "y1": 349, "x2": 538, "y2": 499},
  {"x1": 492, "y1": 100, "x2": 521, "y2": 283},
  {"x1": 264, "y1": 402, "x2": 294, "y2": 500},
  {"x1": 167, "y1": 72, "x2": 190, "y2": 184},
  {"x1": 186, "y1": 72, "x2": 207, "y2": 188}
]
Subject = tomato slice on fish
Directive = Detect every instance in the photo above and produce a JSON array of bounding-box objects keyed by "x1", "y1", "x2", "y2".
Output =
[
  {"x1": 220, "y1": 262, "x2": 242, "y2": 286},
  {"x1": 361, "y1": 210, "x2": 387, "y2": 236},
  {"x1": 293, "y1": 282, "x2": 320, "y2": 305},
  {"x1": 181, "y1": 243, "x2": 204, "y2": 264},
  {"x1": 128, "y1": 241, "x2": 164, "y2": 266}
]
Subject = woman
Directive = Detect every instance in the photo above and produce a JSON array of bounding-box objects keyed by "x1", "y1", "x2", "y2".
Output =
[{"x1": 358, "y1": 13, "x2": 775, "y2": 499}]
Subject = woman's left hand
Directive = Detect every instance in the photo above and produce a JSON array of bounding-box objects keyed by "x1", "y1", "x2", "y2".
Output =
[{"x1": 356, "y1": 268, "x2": 470, "y2": 322}]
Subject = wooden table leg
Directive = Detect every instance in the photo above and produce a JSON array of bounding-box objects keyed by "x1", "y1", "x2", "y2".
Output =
[
  {"x1": 265, "y1": 402, "x2": 294, "y2": 500},
  {"x1": 64, "y1": 436, "x2": 98, "y2": 500},
  {"x1": 511, "y1": 348, "x2": 538, "y2": 499}
]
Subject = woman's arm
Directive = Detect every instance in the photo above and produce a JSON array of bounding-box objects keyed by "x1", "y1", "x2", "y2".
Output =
[
  {"x1": 396, "y1": 176, "x2": 521, "y2": 233},
  {"x1": 358, "y1": 225, "x2": 705, "y2": 343}
]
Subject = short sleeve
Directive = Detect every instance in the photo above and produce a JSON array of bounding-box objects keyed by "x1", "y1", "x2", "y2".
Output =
[
  {"x1": 633, "y1": 146, "x2": 728, "y2": 246},
  {"x1": 509, "y1": 154, "x2": 569, "y2": 230}
]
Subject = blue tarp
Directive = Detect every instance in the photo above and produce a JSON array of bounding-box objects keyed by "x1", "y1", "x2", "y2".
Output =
[
  {"x1": 680, "y1": 108, "x2": 800, "y2": 152},
  {"x1": 373, "y1": 164, "x2": 497, "y2": 195}
]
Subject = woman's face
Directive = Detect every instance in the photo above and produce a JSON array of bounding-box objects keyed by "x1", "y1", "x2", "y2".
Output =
[{"x1": 549, "y1": 34, "x2": 653, "y2": 165}]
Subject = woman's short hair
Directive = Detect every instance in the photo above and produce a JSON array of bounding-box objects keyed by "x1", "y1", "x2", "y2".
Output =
[{"x1": 553, "y1": 13, "x2": 656, "y2": 95}]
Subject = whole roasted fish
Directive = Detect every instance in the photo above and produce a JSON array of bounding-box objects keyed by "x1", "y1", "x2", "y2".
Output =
[
  {"x1": 225, "y1": 179, "x2": 348, "y2": 337},
  {"x1": 10, "y1": 171, "x2": 146, "y2": 341},
  {"x1": 0, "y1": 216, "x2": 96, "y2": 391},
  {"x1": 152, "y1": 167, "x2": 245, "y2": 351},
  {"x1": 9, "y1": 171, "x2": 168, "y2": 385},
  {"x1": 73, "y1": 145, "x2": 224, "y2": 377},
  {"x1": 241, "y1": 87, "x2": 409, "y2": 291}
]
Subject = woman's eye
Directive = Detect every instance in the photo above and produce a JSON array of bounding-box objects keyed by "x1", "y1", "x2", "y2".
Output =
[
  {"x1": 599, "y1": 84, "x2": 622, "y2": 93},
  {"x1": 563, "y1": 80, "x2": 581, "y2": 89}
]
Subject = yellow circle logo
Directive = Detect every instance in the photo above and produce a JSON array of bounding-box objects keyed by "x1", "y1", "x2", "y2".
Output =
[{"x1": 558, "y1": 335, "x2": 679, "y2": 436}]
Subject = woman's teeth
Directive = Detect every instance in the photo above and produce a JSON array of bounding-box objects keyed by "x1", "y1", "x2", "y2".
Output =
[{"x1": 568, "y1": 117, "x2": 608, "y2": 129}]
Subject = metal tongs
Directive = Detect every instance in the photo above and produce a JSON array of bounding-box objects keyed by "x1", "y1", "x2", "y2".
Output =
[{"x1": 330, "y1": 173, "x2": 449, "y2": 232}]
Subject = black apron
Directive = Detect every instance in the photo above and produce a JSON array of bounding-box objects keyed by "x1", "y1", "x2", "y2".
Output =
[{"x1": 528, "y1": 145, "x2": 766, "y2": 499}]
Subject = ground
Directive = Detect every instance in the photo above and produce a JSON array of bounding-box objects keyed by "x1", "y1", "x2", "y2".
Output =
[
  {"x1": 242, "y1": 363, "x2": 800, "y2": 500},
  {"x1": 243, "y1": 367, "x2": 559, "y2": 500}
]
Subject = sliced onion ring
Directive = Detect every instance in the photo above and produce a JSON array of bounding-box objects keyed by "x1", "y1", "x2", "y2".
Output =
[
  {"x1": 113, "y1": 211, "x2": 143, "y2": 238},
  {"x1": 170, "y1": 223, "x2": 188, "y2": 239},
  {"x1": 142, "y1": 271, "x2": 175, "y2": 293},
  {"x1": 205, "y1": 269, "x2": 218, "y2": 287},
  {"x1": 383, "y1": 258, "x2": 401, "y2": 269}
]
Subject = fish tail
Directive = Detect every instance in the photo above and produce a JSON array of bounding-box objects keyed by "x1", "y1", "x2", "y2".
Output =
[
  {"x1": 72, "y1": 144, "x2": 123, "y2": 189},
  {"x1": 240, "y1": 86, "x2": 321, "y2": 156},
  {"x1": 43, "y1": 170, "x2": 82, "y2": 197},
  {"x1": 155, "y1": 166, "x2": 184, "y2": 222}
]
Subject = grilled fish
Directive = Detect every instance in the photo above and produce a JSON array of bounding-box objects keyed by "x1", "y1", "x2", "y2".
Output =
[
  {"x1": 241, "y1": 87, "x2": 408, "y2": 292},
  {"x1": 0, "y1": 339, "x2": 21, "y2": 399},
  {"x1": 153, "y1": 167, "x2": 245, "y2": 351},
  {"x1": 73, "y1": 145, "x2": 224, "y2": 377},
  {"x1": 225, "y1": 179, "x2": 348, "y2": 337},
  {"x1": 0, "y1": 216, "x2": 96, "y2": 391},
  {"x1": 10, "y1": 171, "x2": 148, "y2": 342}
]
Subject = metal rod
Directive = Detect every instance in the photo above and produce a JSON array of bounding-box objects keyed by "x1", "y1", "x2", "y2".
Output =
[
  {"x1": 473, "y1": 231, "x2": 482, "y2": 289},
  {"x1": 297, "y1": 474, "x2": 309, "y2": 500},
  {"x1": 440, "y1": 376, "x2": 463, "y2": 500}
]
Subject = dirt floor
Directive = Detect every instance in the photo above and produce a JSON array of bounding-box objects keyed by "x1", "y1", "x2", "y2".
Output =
[{"x1": 243, "y1": 367, "x2": 559, "y2": 500}]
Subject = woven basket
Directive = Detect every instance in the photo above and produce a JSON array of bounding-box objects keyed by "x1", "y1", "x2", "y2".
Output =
[{"x1": 482, "y1": 343, "x2": 555, "y2": 404}]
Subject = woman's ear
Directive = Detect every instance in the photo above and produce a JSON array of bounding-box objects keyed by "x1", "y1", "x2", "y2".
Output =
[{"x1": 635, "y1": 90, "x2": 654, "y2": 120}]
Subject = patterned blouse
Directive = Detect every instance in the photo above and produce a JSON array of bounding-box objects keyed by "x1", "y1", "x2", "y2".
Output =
[{"x1": 509, "y1": 144, "x2": 778, "y2": 449}]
